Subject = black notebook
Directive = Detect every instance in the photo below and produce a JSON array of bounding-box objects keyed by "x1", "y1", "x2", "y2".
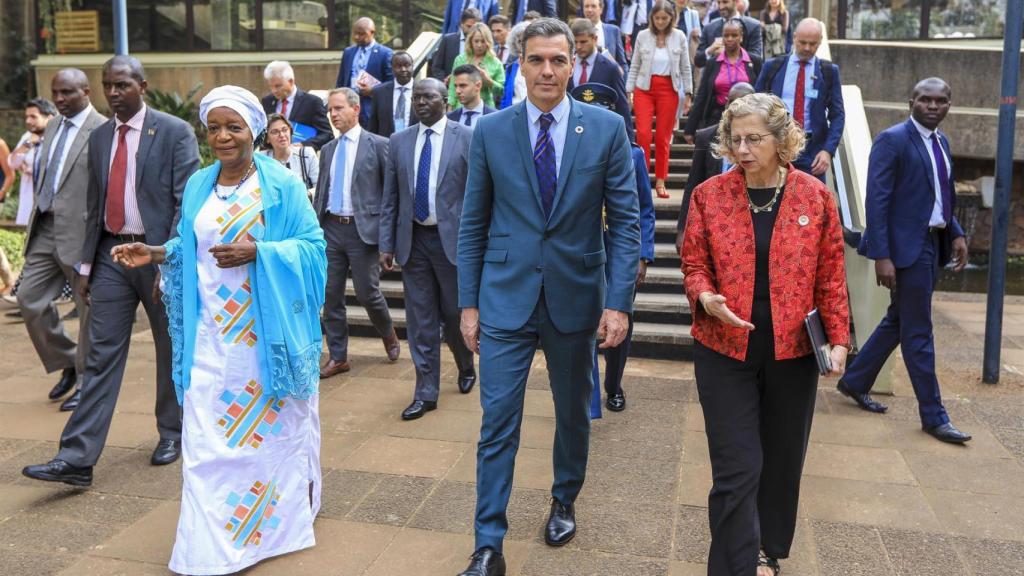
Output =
[{"x1": 804, "y1": 309, "x2": 833, "y2": 376}]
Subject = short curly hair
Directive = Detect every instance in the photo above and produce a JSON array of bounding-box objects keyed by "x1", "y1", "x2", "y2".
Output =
[{"x1": 713, "y1": 93, "x2": 806, "y2": 165}]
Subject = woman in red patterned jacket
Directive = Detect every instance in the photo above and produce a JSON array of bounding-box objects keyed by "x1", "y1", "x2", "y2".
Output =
[{"x1": 681, "y1": 93, "x2": 849, "y2": 576}]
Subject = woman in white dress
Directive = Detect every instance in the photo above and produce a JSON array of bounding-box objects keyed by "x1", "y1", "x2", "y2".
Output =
[{"x1": 111, "y1": 86, "x2": 327, "y2": 576}]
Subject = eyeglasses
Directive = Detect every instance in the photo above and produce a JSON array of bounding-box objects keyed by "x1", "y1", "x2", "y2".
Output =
[
  {"x1": 730, "y1": 133, "x2": 773, "y2": 148},
  {"x1": 268, "y1": 128, "x2": 291, "y2": 137}
]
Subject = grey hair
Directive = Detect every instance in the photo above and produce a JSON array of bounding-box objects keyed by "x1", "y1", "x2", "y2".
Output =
[
  {"x1": 714, "y1": 93, "x2": 806, "y2": 165},
  {"x1": 263, "y1": 60, "x2": 295, "y2": 81},
  {"x1": 327, "y1": 87, "x2": 360, "y2": 107},
  {"x1": 507, "y1": 21, "x2": 530, "y2": 58},
  {"x1": 519, "y1": 18, "x2": 575, "y2": 59}
]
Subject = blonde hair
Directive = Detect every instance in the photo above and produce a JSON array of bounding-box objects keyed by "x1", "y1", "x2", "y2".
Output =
[
  {"x1": 769, "y1": 0, "x2": 787, "y2": 12},
  {"x1": 714, "y1": 93, "x2": 806, "y2": 165},
  {"x1": 464, "y1": 22, "x2": 496, "y2": 58}
]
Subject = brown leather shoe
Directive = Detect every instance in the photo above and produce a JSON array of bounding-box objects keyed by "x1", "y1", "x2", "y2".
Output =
[
  {"x1": 383, "y1": 329, "x2": 401, "y2": 362},
  {"x1": 320, "y1": 359, "x2": 351, "y2": 379}
]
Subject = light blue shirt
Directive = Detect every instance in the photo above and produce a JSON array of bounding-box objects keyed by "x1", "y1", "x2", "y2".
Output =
[
  {"x1": 526, "y1": 96, "x2": 571, "y2": 176},
  {"x1": 351, "y1": 41, "x2": 377, "y2": 87},
  {"x1": 781, "y1": 53, "x2": 816, "y2": 132},
  {"x1": 910, "y1": 116, "x2": 952, "y2": 228}
]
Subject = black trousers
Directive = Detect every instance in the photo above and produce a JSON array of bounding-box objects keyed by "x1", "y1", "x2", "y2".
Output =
[{"x1": 694, "y1": 300, "x2": 818, "y2": 576}]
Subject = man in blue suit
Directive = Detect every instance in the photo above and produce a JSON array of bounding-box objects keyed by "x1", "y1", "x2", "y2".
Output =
[
  {"x1": 580, "y1": 0, "x2": 628, "y2": 74},
  {"x1": 839, "y1": 77, "x2": 972, "y2": 445},
  {"x1": 456, "y1": 18, "x2": 640, "y2": 576},
  {"x1": 568, "y1": 18, "x2": 634, "y2": 142},
  {"x1": 509, "y1": 0, "x2": 558, "y2": 23},
  {"x1": 443, "y1": 0, "x2": 500, "y2": 35},
  {"x1": 754, "y1": 18, "x2": 844, "y2": 182},
  {"x1": 335, "y1": 17, "x2": 394, "y2": 126}
]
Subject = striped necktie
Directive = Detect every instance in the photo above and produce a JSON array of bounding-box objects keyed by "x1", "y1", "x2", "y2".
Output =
[{"x1": 534, "y1": 113, "x2": 557, "y2": 218}]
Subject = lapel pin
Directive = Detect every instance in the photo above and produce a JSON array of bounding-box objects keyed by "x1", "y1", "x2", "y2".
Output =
[
  {"x1": 798, "y1": 215, "x2": 810, "y2": 226},
  {"x1": 147, "y1": 128, "x2": 156, "y2": 136},
  {"x1": 575, "y1": 126, "x2": 584, "y2": 134}
]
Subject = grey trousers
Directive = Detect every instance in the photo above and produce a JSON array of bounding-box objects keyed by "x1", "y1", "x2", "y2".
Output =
[
  {"x1": 17, "y1": 212, "x2": 90, "y2": 375},
  {"x1": 403, "y1": 225, "x2": 474, "y2": 401},
  {"x1": 57, "y1": 236, "x2": 181, "y2": 468},
  {"x1": 323, "y1": 218, "x2": 393, "y2": 362}
]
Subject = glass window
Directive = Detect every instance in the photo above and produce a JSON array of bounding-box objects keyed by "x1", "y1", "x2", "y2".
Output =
[
  {"x1": 129, "y1": 1, "x2": 191, "y2": 52},
  {"x1": 193, "y1": 0, "x2": 257, "y2": 50},
  {"x1": 844, "y1": 0, "x2": 922, "y2": 39},
  {"x1": 928, "y1": 0, "x2": 1005, "y2": 38},
  {"x1": 39, "y1": 0, "x2": 112, "y2": 54},
  {"x1": 410, "y1": 0, "x2": 446, "y2": 37},
  {"x1": 334, "y1": 0, "x2": 405, "y2": 48},
  {"x1": 262, "y1": 0, "x2": 330, "y2": 49}
]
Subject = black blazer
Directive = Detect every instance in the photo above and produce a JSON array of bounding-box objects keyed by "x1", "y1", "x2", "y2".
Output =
[
  {"x1": 430, "y1": 33, "x2": 462, "y2": 81},
  {"x1": 447, "y1": 105, "x2": 497, "y2": 124},
  {"x1": 260, "y1": 89, "x2": 333, "y2": 151},
  {"x1": 368, "y1": 81, "x2": 420, "y2": 138},
  {"x1": 677, "y1": 124, "x2": 721, "y2": 233},
  {"x1": 684, "y1": 54, "x2": 762, "y2": 135}
]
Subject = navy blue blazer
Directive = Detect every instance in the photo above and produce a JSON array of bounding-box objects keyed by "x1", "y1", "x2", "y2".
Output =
[
  {"x1": 755, "y1": 55, "x2": 845, "y2": 160},
  {"x1": 335, "y1": 42, "x2": 395, "y2": 124},
  {"x1": 443, "y1": 0, "x2": 500, "y2": 34},
  {"x1": 568, "y1": 53, "x2": 634, "y2": 143},
  {"x1": 858, "y1": 119, "x2": 965, "y2": 269},
  {"x1": 510, "y1": 0, "x2": 557, "y2": 22},
  {"x1": 602, "y1": 23, "x2": 629, "y2": 74},
  {"x1": 458, "y1": 98, "x2": 640, "y2": 333},
  {"x1": 447, "y1": 105, "x2": 497, "y2": 125}
]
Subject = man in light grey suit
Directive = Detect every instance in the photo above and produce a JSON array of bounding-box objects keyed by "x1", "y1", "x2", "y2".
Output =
[
  {"x1": 22, "y1": 56, "x2": 200, "y2": 487},
  {"x1": 316, "y1": 87, "x2": 400, "y2": 379},
  {"x1": 380, "y1": 78, "x2": 476, "y2": 421},
  {"x1": 17, "y1": 68, "x2": 105, "y2": 410}
]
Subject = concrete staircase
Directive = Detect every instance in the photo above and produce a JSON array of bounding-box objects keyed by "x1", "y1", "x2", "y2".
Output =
[{"x1": 343, "y1": 128, "x2": 696, "y2": 360}]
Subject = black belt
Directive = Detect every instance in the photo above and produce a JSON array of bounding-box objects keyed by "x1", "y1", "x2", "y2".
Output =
[
  {"x1": 327, "y1": 215, "x2": 355, "y2": 224},
  {"x1": 928, "y1": 226, "x2": 945, "y2": 234},
  {"x1": 104, "y1": 231, "x2": 146, "y2": 243},
  {"x1": 413, "y1": 222, "x2": 438, "y2": 229}
]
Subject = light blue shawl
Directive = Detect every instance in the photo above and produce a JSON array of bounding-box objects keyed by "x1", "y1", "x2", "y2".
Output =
[{"x1": 161, "y1": 153, "x2": 327, "y2": 403}]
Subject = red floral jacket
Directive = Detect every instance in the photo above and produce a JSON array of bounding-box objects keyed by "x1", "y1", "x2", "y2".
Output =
[{"x1": 682, "y1": 167, "x2": 850, "y2": 361}]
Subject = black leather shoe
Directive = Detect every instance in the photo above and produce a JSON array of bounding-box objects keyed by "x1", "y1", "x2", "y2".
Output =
[
  {"x1": 22, "y1": 459, "x2": 92, "y2": 487},
  {"x1": 924, "y1": 422, "x2": 972, "y2": 444},
  {"x1": 59, "y1": 390, "x2": 80, "y2": 412},
  {"x1": 458, "y1": 370, "x2": 477, "y2": 394},
  {"x1": 544, "y1": 499, "x2": 577, "y2": 547},
  {"x1": 151, "y1": 439, "x2": 181, "y2": 465},
  {"x1": 48, "y1": 367, "x2": 76, "y2": 400},
  {"x1": 401, "y1": 400, "x2": 437, "y2": 421},
  {"x1": 457, "y1": 547, "x2": 506, "y2": 576},
  {"x1": 836, "y1": 380, "x2": 888, "y2": 413},
  {"x1": 606, "y1": 393, "x2": 626, "y2": 412}
]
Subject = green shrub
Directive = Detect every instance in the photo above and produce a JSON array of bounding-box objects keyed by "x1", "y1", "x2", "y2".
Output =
[
  {"x1": 146, "y1": 83, "x2": 215, "y2": 167},
  {"x1": 0, "y1": 228, "x2": 26, "y2": 271}
]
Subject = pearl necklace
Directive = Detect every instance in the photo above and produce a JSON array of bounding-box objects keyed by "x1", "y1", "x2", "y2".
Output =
[
  {"x1": 747, "y1": 168, "x2": 787, "y2": 214},
  {"x1": 213, "y1": 161, "x2": 256, "y2": 200}
]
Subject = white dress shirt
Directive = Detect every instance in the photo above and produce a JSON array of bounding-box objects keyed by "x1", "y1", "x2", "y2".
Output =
[
  {"x1": 413, "y1": 116, "x2": 448, "y2": 225},
  {"x1": 459, "y1": 101, "x2": 486, "y2": 129},
  {"x1": 392, "y1": 79, "x2": 414, "y2": 131},
  {"x1": 526, "y1": 96, "x2": 571, "y2": 176},
  {"x1": 276, "y1": 86, "x2": 297, "y2": 119},
  {"x1": 910, "y1": 116, "x2": 952, "y2": 228},
  {"x1": 45, "y1": 104, "x2": 95, "y2": 194},
  {"x1": 332, "y1": 124, "x2": 362, "y2": 216},
  {"x1": 594, "y1": 21, "x2": 607, "y2": 49},
  {"x1": 107, "y1": 104, "x2": 147, "y2": 236}
]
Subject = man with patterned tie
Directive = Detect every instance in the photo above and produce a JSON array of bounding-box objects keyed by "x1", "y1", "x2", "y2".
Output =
[
  {"x1": 489, "y1": 15, "x2": 512, "y2": 66},
  {"x1": 447, "y1": 65, "x2": 497, "y2": 129},
  {"x1": 840, "y1": 77, "x2": 972, "y2": 445},
  {"x1": 16, "y1": 68, "x2": 105, "y2": 410},
  {"x1": 315, "y1": 87, "x2": 399, "y2": 379},
  {"x1": 368, "y1": 52, "x2": 420, "y2": 138},
  {"x1": 335, "y1": 17, "x2": 394, "y2": 127},
  {"x1": 22, "y1": 56, "x2": 199, "y2": 487},
  {"x1": 379, "y1": 78, "x2": 477, "y2": 421},
  {"x1": 456, "y1": 18, "x2": 640, "y2": 576}
]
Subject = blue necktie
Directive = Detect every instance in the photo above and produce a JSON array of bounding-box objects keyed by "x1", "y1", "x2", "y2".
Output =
[
  {"x1": 534, "y1": 113, "x2": 557, "y2": 218},
  {"x1": 930, "y1": 133, "x2": 953, "y2": 225},
  {"x1": 329, "y1": 137, "x2": 347, "y2": 214},
  {"x1": 38, "y1": 119, "x2": 70, "y2": 213},
  {"x1": 462, "y1": 110, "x2": 475, "y2": 127},
  {"x1": 415, "y1": 128, "x2": 433, "y2": 222}
]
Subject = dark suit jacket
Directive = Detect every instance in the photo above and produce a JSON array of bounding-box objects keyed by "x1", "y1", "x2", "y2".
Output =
[
  {"x1": 677, "y1": 125, "x2": 721, "y2": 233},
  {"x1": 443, "y1": 0, "x2": 501, "y2": 34},
  {"x1": 510, "y1": 0, "x2": 557, "y2": 22},
  {"x1": 684, "y1": 54, "x2": 762, "y2": 135},
  {"x1": 755, "y1": 56, "x2": 845, "y2": 160},
  {"x1": 335, "y1": 42, "x2": 395, "y2": 125},
  {"x1": 315, "y1": 129, "x2": 391, "y2": 246},
  {"x1": 82, "y1": 108, "x2": 200, "y2": 270},
  {"x1": 858, "y1": 120, "x2": 964, "y2": 268},
  {"x1": 260, "y1": 89, "x2": 333, "y2": 151},
  {"x1": 694, "y1": 16, "x2": 764, "y2": 67},
  {"x1": 601, "y1": 23, "x2": 629, "y2": 74},
  {"x1": 368, "y1": 81, "x2": 420, "y2": 138},
  {"x1": 447, "y1": 105, "x2": 497, "y2": 125},
  {"x1": 380, "y1": 122, "x2": 473, "y2": 266},
  {"x1": 430, "y1": 33, "x2": 462, "y2": 81},
  {"x1": 568, "y1": 52, "x2": 635, "y2": 142}
]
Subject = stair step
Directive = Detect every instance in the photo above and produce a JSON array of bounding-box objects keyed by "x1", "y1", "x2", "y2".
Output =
[
  {"x1": 649, "y1": 158, "x2": 693, "y2": 170},
  {"x1": 655, "y1": 242, "x2": 681, "y2": 261}
]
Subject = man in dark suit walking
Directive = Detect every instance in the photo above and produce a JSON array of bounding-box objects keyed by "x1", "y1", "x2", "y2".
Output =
[
  {"x1": 17, "y1": 68, "x2": 105, "y2": 410},
  {"x1": 380, "y1": 78, "x2": 477, "y2": 421},
  {"x1": 443, "y1": 0, "x2": 500, "y2": 35},
  {"x1": 755, "y1": 18, "x2": 844, "y2": 182},
  {"x1": 368, "y1": 51, "x2": 419, "y2": 138},
  {"x1": 694, "y1": 0, "x2": 763, "y2": 67},
  {"x1": 509, "y1": 0, "x2": 558, "y2": 22},
  {"x1": 22, "y1": 56, "x2": 199, "y2": 487},
  {"x1": 840, "y1": 77, "x2": 972, "y2": 445},
  {"x1": 260, "y1": 60, "x2": 333, "y2": 151},
  {"x1": 580, "y1": 0, "x2": 628, "y2": 74},
  {"x1": 568, "y1": 18, "x2": 633, "y2": 142},
  {"x1": 316, "y1": 87, "x2": 400, "y2": 379},
  {"x1": 335, "y1": 17, "x2": 394, "y2": 126},
  {"x1": 447, "y1": 65, "x2": 497, "y2": 128},
  {"x1": 456, "y1": 19, "x2": 639, "y2": 576},
  {"x1": 431, "y1": 8, "x2": 483, "y2": 81}
]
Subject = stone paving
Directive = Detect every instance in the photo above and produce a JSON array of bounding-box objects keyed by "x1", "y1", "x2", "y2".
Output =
[{"x1": 0, "y1": 292, "x2": 1023, "y2": 575}]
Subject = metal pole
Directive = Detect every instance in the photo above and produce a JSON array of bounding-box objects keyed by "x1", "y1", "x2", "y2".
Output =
[
  {"x1": 112, "y1": 0, "x2": 128, "y2": 55},
  {"x1": 982, "y1": 0, "x2": 1022, "y2": 383}
]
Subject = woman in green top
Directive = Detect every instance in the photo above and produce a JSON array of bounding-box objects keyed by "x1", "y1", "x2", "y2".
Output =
[{"x1": 448, "y1": 22, "x2": 505, "y2": 109}]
